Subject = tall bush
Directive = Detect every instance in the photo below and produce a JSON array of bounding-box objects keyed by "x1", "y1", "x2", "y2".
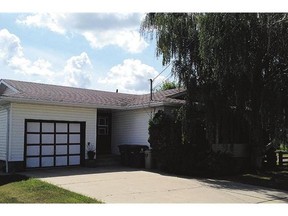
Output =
[
  {"x1": 149, "y1": 110, "x2": 237, "y2": 177},
  {"x1": 148, "y1": 110, "x2": 182, "y2": 171}
]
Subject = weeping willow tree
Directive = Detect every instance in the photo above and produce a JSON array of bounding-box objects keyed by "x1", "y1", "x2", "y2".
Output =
[{"x1": 141, "y1": 13, "x2": 288, "y2": 169}]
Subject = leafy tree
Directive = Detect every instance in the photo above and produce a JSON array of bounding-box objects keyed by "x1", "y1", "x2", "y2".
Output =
[
  {"x1": 158, "y1": 80, "x2": 177, "y2": 91},
  {"x1": 141, "y1": 13, "x2": 288, "y2": 170}
]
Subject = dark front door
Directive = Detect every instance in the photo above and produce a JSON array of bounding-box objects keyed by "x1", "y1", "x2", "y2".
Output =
[{"x1": 96, "y1": 113, "x2": 111, "y2": 155}]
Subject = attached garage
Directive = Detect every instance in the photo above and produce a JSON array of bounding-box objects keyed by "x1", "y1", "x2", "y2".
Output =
[{"x1": 25, "y1": 120, "x2": 85, "y2": 168}]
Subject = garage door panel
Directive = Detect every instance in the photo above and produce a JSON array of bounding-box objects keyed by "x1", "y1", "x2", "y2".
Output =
[
  {"x1": 42, "y1": 157, "x2": 54, "y2": 167},
  {"x1": 70, "y1": 134, "x2": 80, "y2": 143},
  {"x1": 56, "y1": 134, "x2": 67, "y2": 143},
  {"x1": 56, "y1": 123, "x2": 67, "y2": 132},
  {"x1": 56, "y1": 145, "x2": 67, "y2": 155},
  {"x1": 69, "y1": 156, "x2": 80, "y2": 165},
  {"x1": 26, "y1": 146, "x2": 40, "y2": 156},
  {"x1": 26, "y1": 158, "x2": 40, "y2": 168},
  {"x1": 42, "y1": 146, "x2": 54, "y2": 155},
  {"x1": 27, "y1": 122, "x2": 40, "y2": 132},
  {"x1": 27, "y1": 134, "x2": 40, "y2": 144},
  {"x1": 56, "y1": 156, "x2": 67, "y2": 166},
  {"x1": 42, "y1": 123, "x2": 54, "y2": 132},
  {"x1": 42, "y1": 134, "x2": 54, "y2": 144},
  {"x1": 70, "y1": 123, "x2": 80, "y2": 133},
  {"x1": 69, "y1": 145, "x2": 80, "y2": 154}
]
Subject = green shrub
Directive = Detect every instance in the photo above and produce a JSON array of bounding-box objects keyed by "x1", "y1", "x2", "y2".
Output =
[
  {"x1": 149, "y1": 110, "x2": 237, "y2": 177},
  {"x1": 193, "y1": 151, "x2": 236, "y2": 177},
  {"x1": 148, "y1": 110, "x2": 182, "y2": 171}
]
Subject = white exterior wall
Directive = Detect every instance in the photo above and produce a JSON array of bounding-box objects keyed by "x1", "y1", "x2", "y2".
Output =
[
  {"x1": 111, "y1": 108, "x2": 163, "y2": 154},
  {"x1": 0, "y1": 108, "x2": 7, "y2": 161},
  {"x1": 9, "y1": 103, "x2": 97, "y2": 161}
]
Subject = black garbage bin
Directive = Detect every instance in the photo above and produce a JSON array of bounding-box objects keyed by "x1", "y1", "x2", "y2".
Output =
[
  {"x1": 118, "y1": 145, "x2": 131, "y2": 166},
  {"x1": 118, "y1": 145, "x2": 149, "y2": 168},
  {"x1": 129, "y1": 145, "x2": 149, "y2": 168}
]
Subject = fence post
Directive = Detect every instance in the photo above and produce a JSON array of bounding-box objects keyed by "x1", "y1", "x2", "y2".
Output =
[{"x1": 279, "y1": 152, "x2": 283, "y2": 166}]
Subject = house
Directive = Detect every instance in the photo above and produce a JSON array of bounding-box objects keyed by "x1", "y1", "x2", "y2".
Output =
[{"x1": 0, "y1": 79, "x2": 185, "y2": 172}]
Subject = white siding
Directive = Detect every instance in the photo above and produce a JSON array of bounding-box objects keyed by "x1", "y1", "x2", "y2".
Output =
[
  {"x1": 10, "y1": 103, "x2": 97, "y2": 161},
  {"x1": 0, "y1": 108, "x2": 7, "y2": 160},
  {"x1": 111, "y1": 108, "x2": 160, "y2": 154}
]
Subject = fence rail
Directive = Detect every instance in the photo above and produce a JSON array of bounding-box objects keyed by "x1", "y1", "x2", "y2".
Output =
[{"x1": 277, "y1": 151, "x2": 288, "y2": 166}]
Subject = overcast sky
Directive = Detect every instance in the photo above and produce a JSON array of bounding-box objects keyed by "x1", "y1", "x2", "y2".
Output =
[{"x1": 0, "y1": 1, "x2": 286, "y2": 94}]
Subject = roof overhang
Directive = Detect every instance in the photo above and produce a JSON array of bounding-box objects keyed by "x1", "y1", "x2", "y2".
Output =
[
  {"x1": 0, "y1": 96, "x2": 124, "y2": 110},
  {"x1": 0, "y1": 96, "x2": 184, "y2": 110},
  {"x1": 166, "y1": 90, "x2": 187, "y2": 99}
]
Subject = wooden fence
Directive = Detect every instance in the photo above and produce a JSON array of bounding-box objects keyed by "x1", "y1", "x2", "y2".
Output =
[{"x1": 277, "y1": 151, "x2": 288, "y2": 166}]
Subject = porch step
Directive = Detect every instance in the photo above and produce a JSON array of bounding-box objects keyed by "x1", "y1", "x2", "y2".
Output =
[{"x1": 95, "y1": 154, "x2": 121, "y2": 167}]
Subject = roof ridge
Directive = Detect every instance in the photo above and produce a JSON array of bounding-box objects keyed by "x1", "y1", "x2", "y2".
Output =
[{"x1": 2, "y1": 79, "x2": 139, "y2": 96}]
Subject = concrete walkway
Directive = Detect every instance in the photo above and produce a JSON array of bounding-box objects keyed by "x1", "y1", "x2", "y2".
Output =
[{"x1": 22, "y1": 166, "x2": 288, "y2": 203}]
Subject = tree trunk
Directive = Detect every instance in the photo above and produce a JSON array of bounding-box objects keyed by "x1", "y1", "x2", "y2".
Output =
[
  {"x1": 249, "y1": 67, "x2": 265, "y2": 170},
  {"x1": 248, "y1": 100, "x2": 264, "y2": 170},
  {"x1": 250, "y1": 128, "x2": 264, "y2": 170}
]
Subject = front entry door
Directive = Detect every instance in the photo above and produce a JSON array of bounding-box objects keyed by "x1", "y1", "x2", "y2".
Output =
[{"x1": 96, "y1": 114, "x2": 111, "y2": 155}]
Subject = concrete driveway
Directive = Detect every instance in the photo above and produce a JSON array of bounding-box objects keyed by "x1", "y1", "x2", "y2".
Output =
[{"x1": 22, "y1": 166, "x2": 288, "y2": 203}]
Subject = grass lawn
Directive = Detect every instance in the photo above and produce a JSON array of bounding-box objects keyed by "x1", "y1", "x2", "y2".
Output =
[
  {"x1": 0, "y1": 174, "x2": 102, "y2": 203},
  {"x1": 225, "y1": 169, "x2": 288, "y2": 191}
]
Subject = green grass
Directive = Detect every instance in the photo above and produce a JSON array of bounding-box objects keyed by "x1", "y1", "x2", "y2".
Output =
[
  {"x1": 226, "y1": 169, "x2": 288, "y2": 191},
  {"x1": 242, "y1": 173, "x2": 271, "y2": 181},
  {"x1": 0, "y1": 175, "x2": 102, "y2": 203}
]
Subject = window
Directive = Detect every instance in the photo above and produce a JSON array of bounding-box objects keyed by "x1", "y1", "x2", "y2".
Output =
[
  {"x1": 98, "y1": 117, "x2": 108, "y2": 126},
  {"x1": 98, "y1": 117, "x2": 109, "y2": 135}
]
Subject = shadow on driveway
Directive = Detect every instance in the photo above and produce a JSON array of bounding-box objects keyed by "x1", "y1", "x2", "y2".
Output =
[{"x1": 199, "y1": 178, "x2": 288, "y2": 203}]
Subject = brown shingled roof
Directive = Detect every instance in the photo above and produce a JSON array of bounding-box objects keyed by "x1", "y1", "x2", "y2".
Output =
[{"x1": 0, "y1": 79, "x2": 185, "y2": 109}]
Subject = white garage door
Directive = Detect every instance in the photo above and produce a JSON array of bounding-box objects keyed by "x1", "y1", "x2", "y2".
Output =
[{"x1": 25, "y1": 120, "x2": 85, "y2": 168}]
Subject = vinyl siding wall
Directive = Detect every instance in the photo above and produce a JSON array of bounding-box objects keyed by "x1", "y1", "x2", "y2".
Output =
[
  {"x1": 0, "y1": 108, "x2": 7, "y2": 161},
  {"x1": 111, "y1": 107, "x2": 163, "y2": 154},
  {"x1": 9, "y1": 103, "x2": 97, "y2": 161}
]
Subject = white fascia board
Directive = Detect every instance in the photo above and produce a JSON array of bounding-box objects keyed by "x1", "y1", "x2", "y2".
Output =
[
  {"x1": 0, "y1": 96, "x2": 125, "y2": 110},
  {"x1": 0, "y1": 96, "x2": 184, "y2": 111},
  {"x1": 124, "y1": 101, "x2": 183, "y2": 110}
]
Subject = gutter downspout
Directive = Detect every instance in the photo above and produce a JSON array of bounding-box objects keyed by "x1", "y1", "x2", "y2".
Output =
[
  {"x1": 5, "y1": 106, "x2": 10, "y2": 173},
  {"x1": 149, "y1": 79, "x2": 153, "y2": 101}
]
